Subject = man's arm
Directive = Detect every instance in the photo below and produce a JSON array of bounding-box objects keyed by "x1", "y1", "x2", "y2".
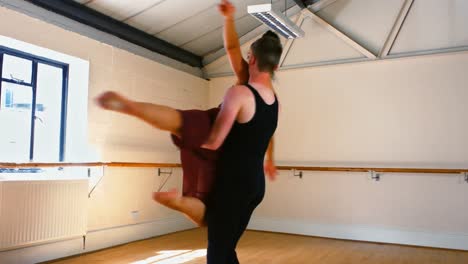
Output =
[
  {"x1": 266, "y1": 138, "x2": 274, "y2": 162},
  {"x1": 264, "y1": 137, "x2": 278, "y2": 181},
  {"x1": 202, "y1": 86, "x2": 245, "y2": 150},
  {"x1": 219, "y1": 0, "x2": 249, "y2": 85}
]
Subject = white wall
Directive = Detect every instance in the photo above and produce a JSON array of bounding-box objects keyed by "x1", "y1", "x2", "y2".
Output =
[
  {"x1": 1, "y1": 0, "x2": 468, "y2": 262},
  {"x1": 0, "y1": 5, "x2": 205, "y2": 264},
  {"x1": 209, "y1": 52, "x2": 468, "y2": 250}
]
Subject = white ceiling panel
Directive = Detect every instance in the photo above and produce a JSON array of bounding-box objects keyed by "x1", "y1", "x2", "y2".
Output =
[
  {"x1": 156, "y1": 0, "x2": 295, "y2": 48},
  {"x1": 125, "y1": 0, "x2": 217, "y2": 35},
  {"x1": 155, "y1": 3, "x2": 238, "y2": 47},
  {"x1": 316, "y1": 0, "x2": 405, "y2": 55},
  {"x1": 282, "y1": 17, "x2": 365, "y2": 67},
  {"x1": 180, "y1": 1, "x2": 296, "y2": 55},
  {"x1": 72, "y1": 0, "x2": 305, "y2": 59},
  {"x1": 70, "y1": 0, "x2": 468, "y2": 70},
  {"x1": 83, "y1": 0, "x2": 163, "y2": 21},
  {"x1": 155, "y1": 0, "x2": 255, "y2": 47},
  {"x1": 181, "y1": 15, "x2": 261, "y2": 56},
  {"x1": 391, "y1": 0, "x2": 468, "y2": 55}
]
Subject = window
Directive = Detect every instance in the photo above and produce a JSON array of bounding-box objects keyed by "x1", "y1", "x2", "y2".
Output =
[{"x1": 0, "y1": 46, "x2": 69, "y2": 162}]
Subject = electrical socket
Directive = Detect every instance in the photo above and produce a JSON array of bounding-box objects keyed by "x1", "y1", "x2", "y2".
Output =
[{"x1": 131, "y1": 210, "x2": 139, "y2": 221}]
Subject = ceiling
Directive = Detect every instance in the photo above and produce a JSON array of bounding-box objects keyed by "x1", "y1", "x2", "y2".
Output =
[
  {"x1": 24, "y1": 0, "x2": 468, "y2": 76},
  {"x1": 204, "y1": 0, "x2": 468, "y2": 78},
  {"x1": 72, "y1": 0, "x2": 297, "y2": 57}
]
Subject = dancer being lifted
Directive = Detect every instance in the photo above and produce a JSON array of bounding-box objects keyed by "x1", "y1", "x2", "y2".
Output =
[{"x1": 96, "y1": 0, "x2": 279, "y2": 229}]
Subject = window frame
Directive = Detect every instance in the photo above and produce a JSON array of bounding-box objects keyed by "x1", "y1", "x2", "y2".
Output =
[{"x1": 0, "y1": 46, "x2": 69, "y2": 162}]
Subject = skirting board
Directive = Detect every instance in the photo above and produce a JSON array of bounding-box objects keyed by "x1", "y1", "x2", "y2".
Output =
[
  {"x1": 0, "y1": 217, "x2": 195, "y2": 264},
  {"x1": 248, "y1": 217, "x2": 468, "y2": 251}
]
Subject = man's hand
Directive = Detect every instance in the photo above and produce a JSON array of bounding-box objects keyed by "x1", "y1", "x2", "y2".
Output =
[
  {"x1": 264, "y1": 160, "x2": 278, "y2": 181},
  {"x1": 218, "y1": 0, "x2": 235, "y2": 19}
]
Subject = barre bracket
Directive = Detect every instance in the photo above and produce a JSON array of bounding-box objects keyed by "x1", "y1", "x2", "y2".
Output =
[
  {"x1": 369, "y1": 170, "x2": 381, "y2": 182},
  {"x1": 158, "y1": 168, "x2": 173, "y2": 177},
  {"x1": 293, "y1": 169, "x2": 303, "y2": 179}
]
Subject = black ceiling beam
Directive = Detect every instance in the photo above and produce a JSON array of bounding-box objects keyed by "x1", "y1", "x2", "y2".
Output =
[
  {"x1": 303, "y1": 0, "x2": 324, "y2": 7},
  {"x1": 26, "y1": 0, "x2": 203, "y2": 68},
  {"x1": 293, "y1": 0, "x2": 324, "y2": 8},
  {"x1": 292, "y1": 0, "x2": 307, "y2": 9}
]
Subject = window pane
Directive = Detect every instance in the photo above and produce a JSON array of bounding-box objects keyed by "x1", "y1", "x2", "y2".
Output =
[
  {"x1": 2, "y1": 54, "x2": 33, "y2": 84},
  {"x1": 33, "y1": 63, "x2": 63, "y2": 162},
  {"x1": 0, "y1": 82, "x2": 32, "y2": 162}
]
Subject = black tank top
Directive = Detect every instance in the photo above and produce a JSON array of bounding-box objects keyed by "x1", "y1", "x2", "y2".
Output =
[{"x1": 218, "y1": 83, "x2": 279, "y2": 185}]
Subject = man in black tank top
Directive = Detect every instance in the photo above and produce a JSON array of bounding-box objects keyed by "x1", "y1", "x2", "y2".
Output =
[
  {"x1": 201, "y1": 2, "x2": 283, "y2": 262},
  {"x1": 97, "y1": 1, "x2": 281, "y2": 262}
]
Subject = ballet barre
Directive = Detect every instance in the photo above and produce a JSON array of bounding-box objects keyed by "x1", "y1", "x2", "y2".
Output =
[
  {"x1": 0, "y1": 162, "x2": 181, "y2": 168},
  {"x1": 277, "y1": 166, "x2": 468, "y2": 183},
  {"x1": 276, "y1": 166, "x2": 468, "y2": 174},
  {"x1": 1, "y1": 163, "x2": 467, "y2": 182}
]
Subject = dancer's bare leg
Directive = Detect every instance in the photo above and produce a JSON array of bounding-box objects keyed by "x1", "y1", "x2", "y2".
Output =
[
  {"x1": 97, "y1": 92, "x2": 206, "y2": 225},
  {"x1": 153, "y1": 189, "x2": 207, "y2": 227},
  {"x1": 96, "y1": 91, "x2": 182, "y2": 137}
]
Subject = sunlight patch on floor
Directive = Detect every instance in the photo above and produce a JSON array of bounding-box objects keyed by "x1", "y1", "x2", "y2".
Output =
[{"x1": 130, "y1": 249, "x2": 206, "y2": 264}]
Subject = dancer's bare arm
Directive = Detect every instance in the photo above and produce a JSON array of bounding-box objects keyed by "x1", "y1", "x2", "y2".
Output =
[
  {"x1": 265, "y1": 101, "x2": 281, "y2": 180},
  {"x1": 202, "y1": 86, "x2": 246, "y2": 150},
  {"x1": 219, "y1": 0, "x2": 249, "y2": 85},
  {"x1": 265, "y1": 138, "x2": 278, "y2": 180}
]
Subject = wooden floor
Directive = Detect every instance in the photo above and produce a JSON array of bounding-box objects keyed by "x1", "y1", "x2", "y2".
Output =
[{"x1": 47, "y1": 228, "x2": 468, "y2": 264}]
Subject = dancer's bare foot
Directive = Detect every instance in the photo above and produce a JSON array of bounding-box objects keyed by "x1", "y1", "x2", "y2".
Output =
[
  {"x1": 96, "y1": 91, "x2": 134, "y2": 114},
  {"x1": 152, "y1": 188, "x2": 179, "y2": 205},
  {"x1": 152, "y1": 189, "x2": 206, "y2": 227}
]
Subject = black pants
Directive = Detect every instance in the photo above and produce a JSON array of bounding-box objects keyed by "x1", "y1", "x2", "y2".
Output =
[{"x1": 206, "y1": 189, "x2": 264, "y2": 264}]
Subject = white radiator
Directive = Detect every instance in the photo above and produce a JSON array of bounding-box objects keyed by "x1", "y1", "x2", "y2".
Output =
[{"x1": 0, "y1": 180, "x2": 88, "y2": 251}]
